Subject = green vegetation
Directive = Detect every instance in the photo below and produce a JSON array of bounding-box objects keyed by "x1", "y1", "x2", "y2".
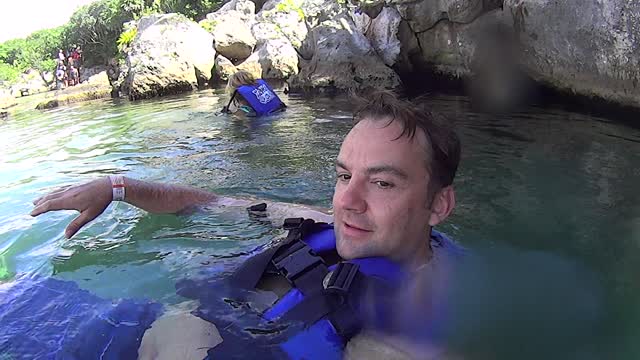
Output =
[
  {"x1": 0, "y1": 63, "x2": 20, "y2": 83},
  {"x1": 0, "y1": 27, "x2": 65, "y2": 83},
  {"x1": 199, "y1": 19, "x2": 218, "y2": 33},
  {"x1": 149, "y1": 0, "x2": 221, "y2": 21},
  {"x1": 274, "y1": 0, "x2": 305, "y2": 21},
  {"x1": 64, "y1": 0, "x2": 145, "y2": 66},
  {"x1": 117, "y1": 27, "x2": 139, "y2": 53},
  {"x1": 0, "y1": 0, "x2": 223, "y2": 86}
]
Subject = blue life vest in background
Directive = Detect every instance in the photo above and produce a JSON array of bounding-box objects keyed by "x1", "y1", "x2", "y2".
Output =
[{"x1": 236, "y1": 79, "x2": 286, "y2": 116}]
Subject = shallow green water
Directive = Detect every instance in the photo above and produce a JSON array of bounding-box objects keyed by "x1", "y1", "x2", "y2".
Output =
[{"x1": 1, "y1": 89, "x2": 639, "y2": 358}]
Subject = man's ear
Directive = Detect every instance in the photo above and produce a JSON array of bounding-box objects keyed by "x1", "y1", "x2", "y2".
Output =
[{"x1": 428, "y1": 186, "x2": 456, "y2": 227}]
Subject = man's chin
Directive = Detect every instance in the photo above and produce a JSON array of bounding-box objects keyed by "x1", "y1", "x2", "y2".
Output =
[
  {"x1": 336, "y1": 234, "x2": 372, "y2": 260},
  {"x1": 335, "y1": 233, "x2": 354, "y2": 260}
]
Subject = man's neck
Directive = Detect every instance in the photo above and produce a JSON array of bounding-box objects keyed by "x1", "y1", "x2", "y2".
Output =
[{"x1": 403, "y1": 229, "x2": 434, "y2": 271}]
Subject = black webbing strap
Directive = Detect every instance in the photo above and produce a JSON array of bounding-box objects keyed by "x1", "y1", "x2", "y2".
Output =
[
  {"x1": 230, "y1": 217, "x2": 327, "y2": 293},
  {"x1": 229, "y1": 245, "x2": 280, "y2": 290},
  {"x1": 279, "y1": 262, "x2": 367, "y2": 338},
  {"x1": 271, "y1": 233, "x2": 328, "y2": 296}
]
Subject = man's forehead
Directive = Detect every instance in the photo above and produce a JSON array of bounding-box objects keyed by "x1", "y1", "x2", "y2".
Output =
[
  {"x1": 336, "y1": 121, "x2": 427, "y2": 174},
  {"x1": 341, "y1": 118, "x2": 430, "y2": 155}
]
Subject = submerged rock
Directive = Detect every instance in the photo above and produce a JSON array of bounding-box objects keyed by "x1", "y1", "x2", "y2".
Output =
[{"x1": 36, "y1": 72, "x2": 113, "y2": 110}]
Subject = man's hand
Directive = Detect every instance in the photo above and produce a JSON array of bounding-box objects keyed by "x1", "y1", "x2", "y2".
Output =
[
  {"x1": 31, "y1": 177, "x2": 112, "y2": 238},
  {"x1": 28, "y1": 175, "x2": 332, "y2": 240}
]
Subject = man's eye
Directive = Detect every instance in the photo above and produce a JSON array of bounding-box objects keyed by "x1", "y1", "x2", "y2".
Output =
[
  {"x1": 374, "y1": 181, "x2": 394, "y2": 189},
  {"x1": 337, "y1": 174, "x2": 351, "y2": 181}
]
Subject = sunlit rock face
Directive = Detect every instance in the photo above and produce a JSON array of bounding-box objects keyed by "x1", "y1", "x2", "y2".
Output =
[
  {"x1": 349, "y1": 0, "x2": 640, "y2": 108},
  {"x1": 122, "y1": 0, "x2": 640, "y2": 108},
  {"x1": 122, "y1": 13, "x2": 216, "y2": 100}
]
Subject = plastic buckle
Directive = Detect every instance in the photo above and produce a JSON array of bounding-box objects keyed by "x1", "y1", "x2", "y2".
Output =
[
  {"x1": 272, "y1": 241, "x2": 323, "y2": 282},
  {"x1": 323, "y1": 262, "x2": 360, "y2": 294},
  {"x1": 283, "y1": 218, "x2": 304, "y2": 230},
  {"x1": 246, "y1": 202, "x2": 267, "y2": 212}
]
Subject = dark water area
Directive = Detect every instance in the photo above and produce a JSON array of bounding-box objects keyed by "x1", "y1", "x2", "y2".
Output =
[{"x1": 0, "y1": 89, "x2": 638, "y2": 358}]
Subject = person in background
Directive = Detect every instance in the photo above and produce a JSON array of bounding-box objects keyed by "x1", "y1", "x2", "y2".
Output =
[
  {"x1": 55, "y1": 60, "x2": 66, "y2": 90},
  {"x1": 69, "y1": 65, "x2": 79, "y2": 87},
  {"x1": 222, "y1": 70, "x2": 286, "y2": 117},
  {"x1": 71, "y1": 47, "x2": 82, "y2": 81}
]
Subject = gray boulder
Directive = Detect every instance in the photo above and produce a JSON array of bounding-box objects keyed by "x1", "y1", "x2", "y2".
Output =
[
  {"x1": 10, "y1": 69, "x2": 49, "y2": 97},
  {"x1": 394, "y1": 0, "x2": 485, "y2": 32},
  {"x1": 257, "y1": 39, "x2": 299, "y2": 78},
  {"x1": 0, "y1": 89, "x2": 16, "y2": 110},
  {"x1": 123, "y1": 13, "x2": 216, "y2": 100},
  {"x1": 235, "y1": 52, "x2": 263, "y2": 79},
  {"x1": 352, "y1": 6, "x2": 403, "y2": 67},
  {"x1": 257, "y1": 7, "x2": 308, "y2": 49},
  {"x1": 503, "y1": 0, "x2": 640, "y2": 107},
  {"x1": 206, "y1": 1, "x2": 257, "y2": 61},
  {"x1": 214, "y1": 0, "x2": 256, "y2": 20},
  {"x1": 214, "y1": 55, "x2": 238, "y2": 82},
  {"x1": 80, "y1": 66, "x2": 108, "y2": 84},
  {"x1": 251, "y1": 22, "x2": 286, "y2": 46},
  {"x1": 228, "y1": 38, "x2": 299, "y2": 80},
  {"x1": 290, "y1": 14, "x2": 400, "y2": 90},
  {"x1": 212, "y1": 15, "x2": 257, "y2": 61}
]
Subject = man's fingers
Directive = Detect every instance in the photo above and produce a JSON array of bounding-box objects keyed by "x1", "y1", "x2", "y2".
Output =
[
  {"x1": 65, "y1": 211, "x2": 99, "y2": 239},
  {"x1": 33, "y1": 192, "x2": 61, "y2": 207},
  {"x1": 30, "y1": 198, "x2": 74, "y2": 217},
  {"x1": 32, "y1": 185, "x2": 72, "y2": 205}
]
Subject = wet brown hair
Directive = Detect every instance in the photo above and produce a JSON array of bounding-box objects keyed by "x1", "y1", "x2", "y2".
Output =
[
  {"x1": 352, "y1": 91, "x2": 461, "y2": 197},
  {"x1": 227, "y1": 70, "x2": 257, "y2": 95}
]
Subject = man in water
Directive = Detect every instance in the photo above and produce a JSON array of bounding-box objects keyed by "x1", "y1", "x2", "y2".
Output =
[{"x1": 30, "y1": 91, "x2": 460, "y2": 359}]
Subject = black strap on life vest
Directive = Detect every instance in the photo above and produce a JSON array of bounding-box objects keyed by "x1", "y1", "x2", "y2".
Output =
[
  {"x1": 230, "y1": 215, "x2": 392, "y2": 339},
  {"x1": 230, "y1": 217, "x2": 330, "y2": 296},
  {"x1": 278, "y1": 261, "x2": 366, "y2": 338}
]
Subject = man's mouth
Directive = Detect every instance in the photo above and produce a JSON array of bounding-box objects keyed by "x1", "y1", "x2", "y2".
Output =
[{"x1": 343, "y1": 222, "x2": 372, "y2": 233}]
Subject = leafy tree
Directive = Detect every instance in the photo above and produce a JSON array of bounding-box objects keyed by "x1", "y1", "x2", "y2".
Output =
[
  {"x1": 0, "y1": 39, "x2": 27, "y2": 66},
  {"x1": 0, "y1": 27, "x2": 66, "y2": 84},
  {"x1": 20, "y1": 27, "x2": 66, "y2": 72},
  {"x1": 0, "y1": 0, "x2": 225, "y2": 85},
  {"x1": 150, "y1": 0, "x2": 222, "y2": 21},
  {"x1": 0, "y1": 63, "x2": 20, "y2": 83},
  {"x1": 64, "y1": 0, "x2": 145, "y2": 66}
]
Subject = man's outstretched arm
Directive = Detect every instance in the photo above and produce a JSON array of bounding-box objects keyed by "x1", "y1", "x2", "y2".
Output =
[
  {"x1": 31, "y1": 176, "x2": 220, "y2": 238},
  {"x1": 30, "y1": 176, "x2": 332, "y2": 239}
]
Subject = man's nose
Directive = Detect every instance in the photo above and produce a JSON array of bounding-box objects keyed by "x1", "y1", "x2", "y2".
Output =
[{"x1": 337, "y1": 180, "x2": 367, "y2": 213}]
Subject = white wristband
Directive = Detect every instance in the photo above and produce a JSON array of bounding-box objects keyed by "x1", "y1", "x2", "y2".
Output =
[{"x1": 109, "y1": 175, "x2": 126, "y2": 201}]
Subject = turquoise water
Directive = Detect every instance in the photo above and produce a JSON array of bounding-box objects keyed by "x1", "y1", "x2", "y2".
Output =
[{"x1": 1, "y1": 90, "x2": 639, "y2": 358}]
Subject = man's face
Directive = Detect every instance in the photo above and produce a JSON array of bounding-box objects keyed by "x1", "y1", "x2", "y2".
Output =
[{"x1": 333, "y1": 118, "x2": 435, "y2": 264}]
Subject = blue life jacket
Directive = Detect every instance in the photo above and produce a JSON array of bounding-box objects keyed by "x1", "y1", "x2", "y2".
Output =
[
  {"x1": 0, "y1": 276, "x2": 162, "y2": 359},
  {"x1": 177, "y1": 214, "x2": 464, "y2": 360},
  {"x1": 236, "y1": 79, "x2": 286, "y2": 116}
]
